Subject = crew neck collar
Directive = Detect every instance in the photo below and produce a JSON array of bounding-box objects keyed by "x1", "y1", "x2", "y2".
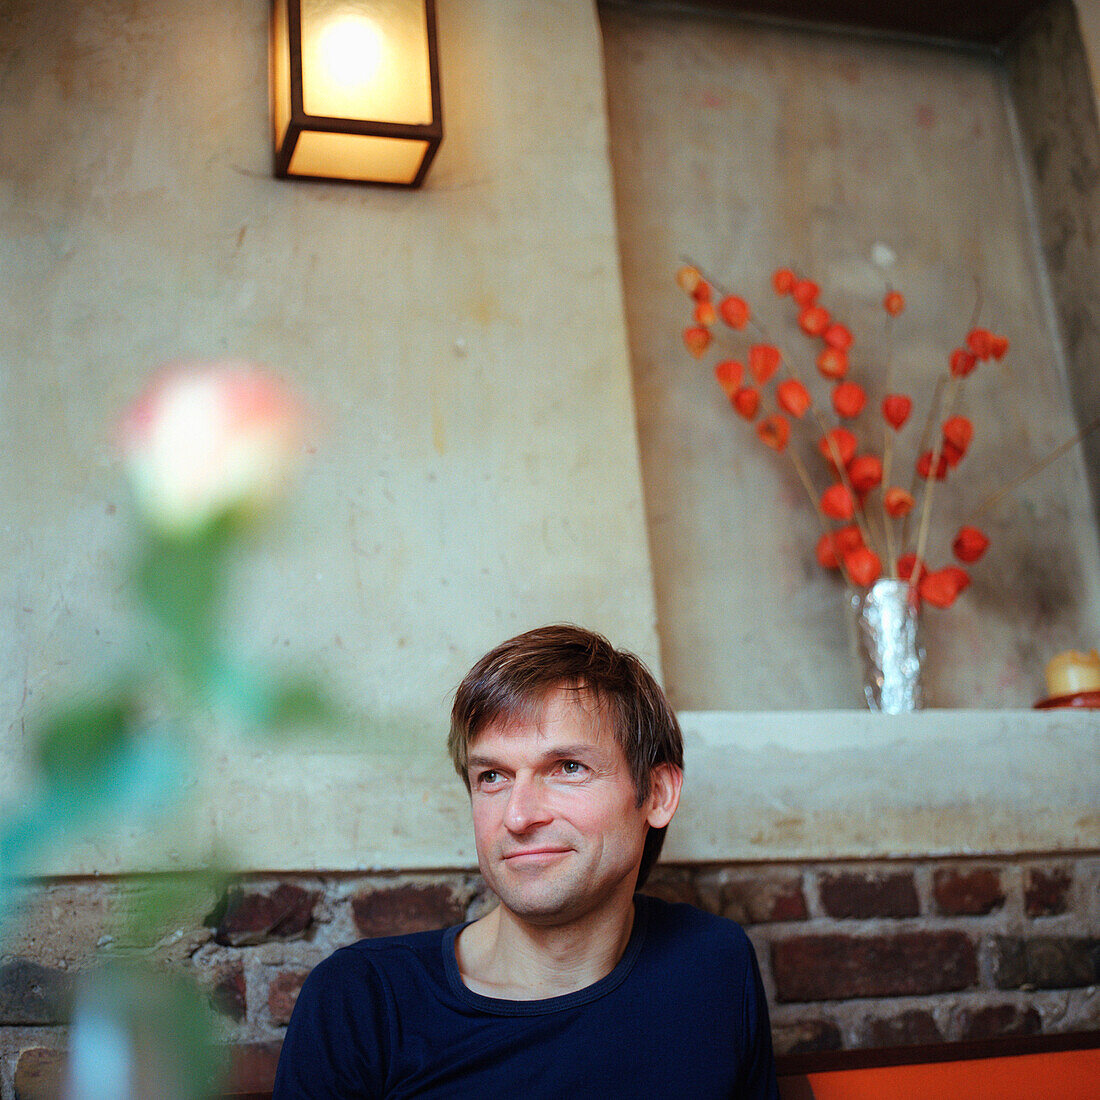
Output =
[{"x1": 442, "y1": 894, "x2": 652, "y2": 1016}]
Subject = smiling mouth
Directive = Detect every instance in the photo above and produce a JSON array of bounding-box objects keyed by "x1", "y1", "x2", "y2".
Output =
[{"x1": 503, "y1": 848, "x2": 571, "y2": 861}]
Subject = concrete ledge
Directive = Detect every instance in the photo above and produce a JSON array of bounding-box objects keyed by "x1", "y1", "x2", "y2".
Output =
[{"x1": 24, "y1": 709, "x2": 1099, "y2": 875}]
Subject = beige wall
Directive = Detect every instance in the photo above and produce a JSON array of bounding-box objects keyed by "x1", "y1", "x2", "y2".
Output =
[
  {"x1": 1076, "y1": 0, "x2": 1100, "y2": 97},
  {"x1": 1, "y1": 1, "x2": 1097, "y2": 874},
  {"x1": 1, "y1": 0, "x2": 658, "y2": 770}
]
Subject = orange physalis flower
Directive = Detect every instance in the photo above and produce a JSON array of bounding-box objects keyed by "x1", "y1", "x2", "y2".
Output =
[
  {"x1": 756, "y1": 414, "x2": 791, "y2": 452},
  {"x1": 823, "y1": 322, "x2": 853, "y2": 351},
  {"x1": 882, "y1": 394, "x2": 912, "y2": 430},
  {"x1": 732, "y1": 386, "x2": 760, "y2": 419},
  {"x1": 953, "y1": 525, "x2": 990, "y2": 563},
  {"x1": 718, "y1": 295, "x2": 751, "y2": 329},
  {"x1": 816, "y1": 531, "x2": 841, "y2": 570},
  {"x1": 683, "y1": 326, "x2": 711, "y2": 358},
  {"x1": 748, "y1": 344, "x2": 781, "y2": 385},
  {"x1": 777, "y1": 378, "x2": 812, "y2": 418},
  {"x1": 821, "y1": 483, "x2": 855, "y2": 520},
  {"x1": 942, "y1": 440, "x2": 965, "y2": 468},
  {"x1": 816, "y1": 525, "x2": 863, "y2": 570},
  {"x1": 883, "y1": 290, "x2": 905, "y2": 316},
  {"x1": 832, "y1": 381, "x2": 867, "y2": 418},
  {"x1": 944, "y1": 565, "x2": 971, "y2": 593},
  {"x1": 950, "y1": 348, "x2": 977, "y2": 377},
  {"x1": 798, "y1": 305, "x2": 830, "y2": 337},
  {"x1": 692, "y1": 280, "x2": 712, "y2": 303},
  {"x1": 989, "y1": 333, "x2": 1009, "y2": 359},
  {"x1": 848, "y1": 454, "x2": 883, "y2": 494},
  {"x1": 792, "y1": 278, "x2": 819, "y2": 307},
  {"x1": 676, "y1": 266, "x2": 703, "y2": 295},
  {"x1": 818, "y1": 427, "x2": 857, "y2": 469},
  {"x1": 817, "y1": 347, "x2": 849, "y2": 380},
  {"x1": 835, "y1": 525, "x2": 863, "y2": 555},
  {"x1": 917, "y1": 449, "x2": 949, "y2": 479},
  {"x1": 966, "y1": 327, "x2": 995, "y2": 359},
  {"x1": 772, "y1": 268, "x2": 796, "y2": 295},
  {"x1": 920, "y1": 566, "x2": 970, "y2": 608},
  {"x1": 942, "y1": 415, "x2": 973, "y2": 454},
  {"x1": 883, "y1": 487, "x2": 915, "y2": 517},
  {"x1": 714, "y1": 360, "x2": 744, "y2": 398},
  {"x1": 694, "y1": 300, "x2": 717, "y2": 326},
  {"x1": 897, "y1": 553, "x2": 927, "y2": 586},
  {"x1": 844, "y1": 546, "x2": 882, "y2": 587}
]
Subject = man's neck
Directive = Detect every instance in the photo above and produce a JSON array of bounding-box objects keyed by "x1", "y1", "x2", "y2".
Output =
[{"x1": 455, "y1": 895, "x2": 637, "y2": 1001}]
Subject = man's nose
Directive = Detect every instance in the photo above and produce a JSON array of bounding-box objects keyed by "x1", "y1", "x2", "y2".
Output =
[{"x1": 503, "y1": 774, "x2": 552, "y2": 833}]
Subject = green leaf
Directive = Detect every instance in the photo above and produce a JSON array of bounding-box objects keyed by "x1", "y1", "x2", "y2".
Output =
[
  {"x1": 259, "y1": 674, "x2": 342, "y2": 733},
  {"x1": 34, "y1": 694, "x2": 135, "y2": 789},
  {"x1": 122, "y1": 865, "x2": 234, "y2": 953},
  {"x1": 207, "y1": 659, "x2": 344, "y2": 738}
]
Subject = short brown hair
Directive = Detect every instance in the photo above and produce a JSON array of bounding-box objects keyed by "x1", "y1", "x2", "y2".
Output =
[{"x1": 449, "y1": 624, "x2": 683, "y2": 888}]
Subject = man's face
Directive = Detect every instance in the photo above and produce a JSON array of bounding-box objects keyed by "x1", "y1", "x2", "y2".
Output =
[{"x1": 466, "y1": 688, "x2": 678, "y2": 927}]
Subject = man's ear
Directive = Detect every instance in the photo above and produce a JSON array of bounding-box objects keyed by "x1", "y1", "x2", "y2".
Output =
[{"x1": 645, "y1": 763, "x2": 683, "y2": 829}]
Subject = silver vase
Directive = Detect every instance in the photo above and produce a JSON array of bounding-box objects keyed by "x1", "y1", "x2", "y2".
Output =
[{"x1": 850, "y1": 579, "x2": 924, "y2": 713}]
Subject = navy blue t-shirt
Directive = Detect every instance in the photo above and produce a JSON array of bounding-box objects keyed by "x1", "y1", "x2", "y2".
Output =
[{"x1": 273, "y1": 894, "x2": 778, "y2": 1098}]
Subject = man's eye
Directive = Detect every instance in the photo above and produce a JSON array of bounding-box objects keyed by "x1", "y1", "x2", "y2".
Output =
[
  {"x1": 560, "y1": 761, "x2": 586, "y2": 776},
  {"x1": 476, "y1": 770, "x2": 501, "y2": 786}
]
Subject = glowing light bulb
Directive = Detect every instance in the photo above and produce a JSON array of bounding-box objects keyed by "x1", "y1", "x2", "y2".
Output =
[{"x1": 314, "y1": 15, "x2": 383, "y2": 104}]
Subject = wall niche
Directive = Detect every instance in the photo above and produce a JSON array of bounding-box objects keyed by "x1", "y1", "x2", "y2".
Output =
[{"x1": 600, "y1": 0, "x2": 1100, "y2": 710}]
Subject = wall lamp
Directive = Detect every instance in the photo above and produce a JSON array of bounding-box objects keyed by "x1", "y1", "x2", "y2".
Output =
[{"x1": 270, "y1": 0, "x2": 442, "y2": 187}]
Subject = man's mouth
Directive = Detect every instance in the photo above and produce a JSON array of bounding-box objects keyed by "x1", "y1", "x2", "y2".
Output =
[{"x1": 503, "y1": 847, "x2": 571, "y2": 861}]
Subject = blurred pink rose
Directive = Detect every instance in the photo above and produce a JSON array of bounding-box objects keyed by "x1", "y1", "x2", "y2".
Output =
[{"x1": 120, "y1": 361, "x2": 305, "y2": 537}]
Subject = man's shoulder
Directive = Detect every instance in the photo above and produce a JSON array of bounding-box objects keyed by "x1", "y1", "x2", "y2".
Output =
[
  {"x1": 303, "y1": 925, "x2": 455, "y2": 993},
  {"x1": 637, "y1": 894, "x2": 756, "y2": 965},
  {"x1": 639, "y1": 891, "x2": 750, "y2": 938}
]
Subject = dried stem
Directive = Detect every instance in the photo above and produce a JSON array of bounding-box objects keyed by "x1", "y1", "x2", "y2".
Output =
[
  {"x1": 879, "y1": 309, "x2": 899, "y2": 577},
  {"x1": 880, "y1": 437, "x2": 898, "y2": 578},
  {"x1": 681, "y1": 254, "x2": 880, "y2": 558},
  {"x1": 787, "y1": 445, "x2": 854, "y2": 588},
  {"x1": 970, "y1": 414, "x2": 1100, "y2": 520},
  {"x1": 902, "y1": 374, "x2": 947, "y2": 549},
  {"x1": 904, "y1": 283, "x2": 982, "y2": 584},
  {"x1": 909, "y1": 375, "x2": 961, "y2": 594}
]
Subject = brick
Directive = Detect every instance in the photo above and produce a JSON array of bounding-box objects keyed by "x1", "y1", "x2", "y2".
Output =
[
  {"x1": 955, "y1": 1004, "x2": 1041, "y2": 1041},
  {"x1": 818, "y1": 870, "x2": 919, "y2": 919},
  {"x1": 932, "y1": 867, "x2": 1005, "y2": 916},
  {"x1": 209, "y1": 884, "x2": 319, "y2": 947},
  {"x1": 269, "y1": 969, "x2": 310, "y2": 1026},
  {"x1": 210, "y1": 960, "x2": 247, "y2": 1021},
  {"x1": 5, "y1": 882, "x2": 113, "y2": 968},
  {"x1": 718, "y1": 874, "x2": 808, "y2": 925},
  {"x1": 772, "y1": 932, "x2": 977, "y2": 1002},
  {"x1": 351, "y1": 883, "x2": 465, "y2": 939},
  {"x1": 14, "y1": 1047, "x2": 63, "y2": 1100},
  {"x1": 992, "y1": 935, "x2": 1100, "y2": 990},
  {"x1": 860, "y1": 1009, "x2": 944, "y2": 1048},
  {"x1": 772, "y1": 1019, "x2": 842, "y2": 1056},
  {"x1": 1025, "y1": 866, "x2": 1072, "y2": 917},
  {"x1": 0, "y1": 959, "x2": 72, "y2": 1025},
  {"x1": 641, "y1": 867, "x2": 701, "y2": 908},
  {"x1": 225, "y1": 1040, "x2": 283, "y2": 1095}
]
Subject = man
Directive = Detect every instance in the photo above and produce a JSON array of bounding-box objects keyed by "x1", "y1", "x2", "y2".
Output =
[{"x1": 274, "y1": 625, "x2": 778, "y2": 1098}]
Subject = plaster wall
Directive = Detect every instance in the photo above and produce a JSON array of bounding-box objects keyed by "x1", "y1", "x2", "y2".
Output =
[
  {"x1": 1, "y1": 0, "x2": 657, "y2": 767},
  {"x1": 0, "y1": 0, "x2": 1097, "y2": 875}
]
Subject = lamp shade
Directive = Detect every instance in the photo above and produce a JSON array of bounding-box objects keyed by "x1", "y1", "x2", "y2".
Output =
[{"x1": 270, "y1": 0, "x2": 442, "y2": 187}]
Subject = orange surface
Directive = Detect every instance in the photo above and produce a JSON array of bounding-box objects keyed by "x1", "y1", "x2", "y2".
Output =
[{"x1": 781, "y1": 1047, "x2": 1100, "y2": 1100}]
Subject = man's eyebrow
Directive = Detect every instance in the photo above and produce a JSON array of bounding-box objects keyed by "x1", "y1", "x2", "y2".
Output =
[
  {"x1": 466, "y1": 754, "x2": 499, "y2": 772},
  {"x1": 466, "y1": 744, "x2": 607, "y2": 772}
]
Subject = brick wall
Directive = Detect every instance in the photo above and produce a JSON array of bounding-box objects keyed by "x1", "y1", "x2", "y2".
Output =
[{"x1": 1, "y1": 855, "x2": 1097, "y2": 1098}]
